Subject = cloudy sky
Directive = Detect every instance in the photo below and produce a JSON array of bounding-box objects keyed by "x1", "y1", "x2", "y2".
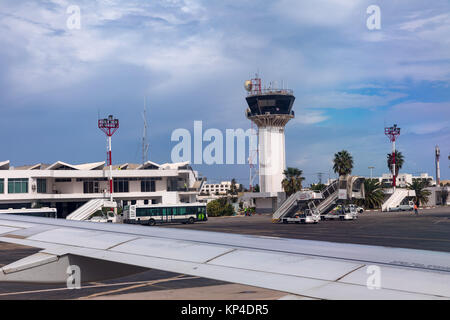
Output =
[{"x1": 0, "y1": 0, "x2": 449, "y2": 186}]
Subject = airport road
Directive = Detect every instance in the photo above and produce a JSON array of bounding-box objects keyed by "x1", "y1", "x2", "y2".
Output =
[
  {"x1": 164, "y1": 206, "x2": 450, "y2": 253},
  {"x1": 0, "y1": 206, "x2": 449, "y2": 300}
]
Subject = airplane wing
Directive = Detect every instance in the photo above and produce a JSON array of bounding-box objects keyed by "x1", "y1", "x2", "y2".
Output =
[{"x1": 0, "y1": 214, "x2": 449, "y2": 300}]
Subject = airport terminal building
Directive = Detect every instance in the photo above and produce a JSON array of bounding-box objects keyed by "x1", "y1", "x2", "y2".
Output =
[{"x1": 0, "y1": 160, "x2": 203, "y2": 218}]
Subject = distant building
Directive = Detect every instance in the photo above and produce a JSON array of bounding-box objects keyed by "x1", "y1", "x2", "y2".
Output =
[
  {"x1": 0, "y1": 160, "x2": 203, "y2": 218},
  {"x1": 440, "y1": 180, "x2": 450, "y2": 186},
  {"x1": 200, "y1": 181, "x2": 232, "y2": 195},
  {"x1": 375, "y1": 173, "x2": 436, "y2": 188}
]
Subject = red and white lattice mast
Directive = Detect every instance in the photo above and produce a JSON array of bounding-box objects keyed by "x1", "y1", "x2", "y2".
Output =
[
  {"x1": 385, "y1": 124, "x2": 401, "y2": 189},
  {"x1": 98, "y1": 115, "x2": 119, "y2": 201},
  {"x1": 245, "y1": 74, "x2": 261, "y2": 192}
]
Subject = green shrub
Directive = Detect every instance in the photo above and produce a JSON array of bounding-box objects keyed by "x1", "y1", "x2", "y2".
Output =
[{"x1": 207, "y1": 199, "x2": 235, "y2": 217}]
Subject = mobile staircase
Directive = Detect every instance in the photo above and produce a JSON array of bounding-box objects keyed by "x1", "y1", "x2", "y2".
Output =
[
  {"x1": 273, "y1": 177, "x2": 366, "y2": 223},
  {"x1": 307, "y1": 180, "x2": 340, "y2": 215},
  {"x1": 272, "y1": 191, "x2": 323, "y2": 222},
  {"x1": 66, "y1": 199, "x2": 117, "y2": 221},
  {"x1": 382, "y1": 188, "x2": 416, "y2": 212}
]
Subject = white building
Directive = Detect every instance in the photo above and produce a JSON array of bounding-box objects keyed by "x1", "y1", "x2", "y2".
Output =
[
  {"x1": 0, "y1": 160, "x2": 203, "y2": 218},
  {"x1": 200, "y1": 181, "x2": 232, "y2": 195},
  {"x1": 377, "y1": 173, "x2": 435, "y2": 188}
]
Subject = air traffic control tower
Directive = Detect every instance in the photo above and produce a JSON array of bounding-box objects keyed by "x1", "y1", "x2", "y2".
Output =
[{"x1": 245, "y1": 76, "x2": 295, "y2": 194}]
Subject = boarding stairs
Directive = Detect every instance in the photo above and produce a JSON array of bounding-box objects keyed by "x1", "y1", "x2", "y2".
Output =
[
  {"x1": 273, "y1": 190, "x2": 324, "y2": 221},
  {"x1": 307, "y1": 180, "x2": 340, "y2": 215},
  {"x1": 66, "y1": 199, "x2": 116, "y2": 221},
  {"x1": 382, "y1": 188, "x2": 416, "y2": 212}
]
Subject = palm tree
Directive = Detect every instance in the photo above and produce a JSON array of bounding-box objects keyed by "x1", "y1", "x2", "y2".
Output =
[
  {"x1": 387, "y1": 151, "x2": 404, "y2": 176},
  {"x1": 229, "y1": 178, "x2": 238, "y2": 195},
  {"x1": 333, "y1": 150, "x2": 353, "y2": 177},
  {"x1": 310, "y1": 183, "x2": 326, "y2": 192},
  {"x1": 282, "y1": 167, "x2": 305, "y2": 197},
  {"x1": 407, "y1": 179, "x2": 431, "y2": 206},
  {"x1": 359, "y1": 179, "x2": 385, "y2": 209}
]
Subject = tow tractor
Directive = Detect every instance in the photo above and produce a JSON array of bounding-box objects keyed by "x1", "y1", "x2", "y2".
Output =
[
  {"x1": 282, "y1": 209, "x2": 320, "y2": 224},
  {"x1": 321, "y1": 204, "x2": 358, "y2": 221}
]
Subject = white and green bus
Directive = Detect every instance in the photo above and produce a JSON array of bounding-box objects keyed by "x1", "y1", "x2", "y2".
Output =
[{"x1": 123, "y1": 203, "x2": 208, "y2": 226}]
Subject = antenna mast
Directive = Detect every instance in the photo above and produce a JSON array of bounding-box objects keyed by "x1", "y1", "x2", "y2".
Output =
[{"x1": 142, "y1": 99, "x2": 149, "y2": 164}]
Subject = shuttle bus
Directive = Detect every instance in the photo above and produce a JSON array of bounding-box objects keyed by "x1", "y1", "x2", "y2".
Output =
[
  {"x1": 0, "y1": 207, "x2": 57, "y2": 219},
  {"x1": 123, "y1": 203, "x2": 208, "y2": 226}
]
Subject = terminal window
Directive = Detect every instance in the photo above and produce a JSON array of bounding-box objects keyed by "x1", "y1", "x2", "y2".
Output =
[
  {"x1": 83, "y1": 181, "x2": 99, "y2": 194},
  {"x1": 8, "y1": 178, "x2": 28, "y2": 194},
  {"x1": 113, "y1": 179, "x2": 129, "y2": 193},
  {"x1": 0, "y1": 179, "x2": 3, "y2": 193},
  {"x1": 37, "y1": 179, "x2": 46, "y2": 193},
  {"x1": 141, "y1": 180, "x2": 156, "y2": 192}
]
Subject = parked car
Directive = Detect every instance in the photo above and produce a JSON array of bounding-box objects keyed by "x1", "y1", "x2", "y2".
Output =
[
  {"x1": 348, "y1": 204, "x2": 364, "y2": 214},
  {"x1": 388, "y1": 201, "x2": 414, "y2": 212}
]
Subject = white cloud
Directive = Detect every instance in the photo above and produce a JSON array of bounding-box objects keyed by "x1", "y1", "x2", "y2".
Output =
[
  {"x1": 398, "y1": 13, "x2": 449, "y2": 32},
  {"x1": 292, "y1": 111, "x2": 329, "y2": 125},
  {"x1": 389, "y1": 101, "x2": 450, "y2": 135},
  {"x1": 300, "y1": 91, "x2": 407, "y2": 109},
  {"x1": 272, "y1": 0, "x2": 363, "y2": 27}
]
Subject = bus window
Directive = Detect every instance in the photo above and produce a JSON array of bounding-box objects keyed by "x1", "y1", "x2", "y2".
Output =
[
  {"x1": 187, "y1": 206, "x2": 196, "y2": 215},
  {"x1": 179, "y1": 207, "x2": 187, "y2": 215},
  {"x1": 136, "y1": 208, "x2": 145, "y2": 217}
]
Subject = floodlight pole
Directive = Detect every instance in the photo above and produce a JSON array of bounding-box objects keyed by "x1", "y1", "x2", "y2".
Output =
[
  {"x1": 98, "y1": 115, "x2": 119, "y2": 202},
  {"x1": 385, "y1": 124, "x2": 401, "y2": 190}
]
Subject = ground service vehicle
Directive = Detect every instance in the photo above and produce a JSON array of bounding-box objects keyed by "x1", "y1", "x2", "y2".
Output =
[
  {"x1": 123, "y1": 203, "x2": 208, "y2": 226},
  {"x1": 282, "y1": 209, "x2": 320, "y2": 224},
  {"x1": 321, "y1": 205, "x2": 358, "y2": 221}
]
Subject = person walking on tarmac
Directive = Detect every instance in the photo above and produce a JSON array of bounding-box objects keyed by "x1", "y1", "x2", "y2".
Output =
[{"x1": 414, "y1": 202, "x2": 419, "y2": 215}]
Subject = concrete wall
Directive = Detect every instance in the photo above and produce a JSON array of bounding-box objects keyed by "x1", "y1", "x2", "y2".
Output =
[
  {"x1": 255, "y1": 198, "x2": 274, "y2": 214},
  {"x1": 424, "y1": 187, "x2": 450, "y2": 206}
]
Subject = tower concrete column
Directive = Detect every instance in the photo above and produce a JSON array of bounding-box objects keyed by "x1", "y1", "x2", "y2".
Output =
[{"x1": 258, "y1": 126, "x2": 286, "y2": 193}]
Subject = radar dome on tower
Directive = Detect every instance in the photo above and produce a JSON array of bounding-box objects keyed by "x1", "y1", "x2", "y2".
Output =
[{"x1": 244, "y1": 80, "x2": 252, "y2": 92}]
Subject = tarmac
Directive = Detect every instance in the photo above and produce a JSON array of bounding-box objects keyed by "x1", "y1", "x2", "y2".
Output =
[{"x1": 1, "y1": 206, "x2": 449, "y2": 299}]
